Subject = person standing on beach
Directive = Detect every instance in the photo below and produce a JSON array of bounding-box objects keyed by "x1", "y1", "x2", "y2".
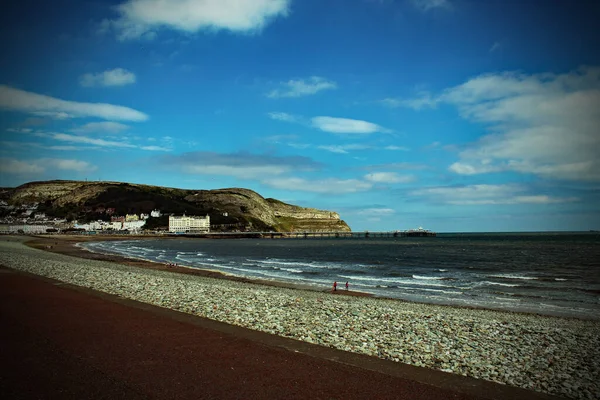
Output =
[
  {"x1": 333, "y1": 281, "x2": 337, "y2": 291},
  {"x1": 345, "y1": 281, "x2": 349, "y2": 291}
]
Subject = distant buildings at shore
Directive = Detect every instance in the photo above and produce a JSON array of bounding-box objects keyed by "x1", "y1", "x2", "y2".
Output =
[{"x1": 168, "y1": 214, "x2": 210, "y2": 233}]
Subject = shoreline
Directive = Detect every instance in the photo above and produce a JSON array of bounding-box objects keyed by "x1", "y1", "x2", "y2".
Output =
[
  {"x1": 1, "y1": 235, "x2": 599, "y2": 400},
  {"x1": 25, "y1": 234, "x2": 373, "y2": 298},
  {"x1": 25, "y1": 234, "x2": 596, "y2": 322}
]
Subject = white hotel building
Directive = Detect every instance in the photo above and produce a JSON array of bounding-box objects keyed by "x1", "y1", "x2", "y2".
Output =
[{"x1": 168, "y1": 214, "x2": 210, "y2": 233}]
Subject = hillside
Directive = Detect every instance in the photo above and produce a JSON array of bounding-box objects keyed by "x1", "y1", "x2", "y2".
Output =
[{"x1": 0, "y1": 180, "x2": 351, "y2": 232}]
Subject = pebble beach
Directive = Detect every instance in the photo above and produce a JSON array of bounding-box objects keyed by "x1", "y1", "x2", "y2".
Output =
[{"x1": 1, "y1": 237, "x2": 599, "y2": 400}]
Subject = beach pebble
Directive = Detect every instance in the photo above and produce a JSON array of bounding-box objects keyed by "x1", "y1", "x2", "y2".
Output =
[{"x1": 1, "y1": 238, "x2": 599, "y2": 400}]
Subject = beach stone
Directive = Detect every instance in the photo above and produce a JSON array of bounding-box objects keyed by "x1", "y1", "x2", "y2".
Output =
[{"x1": 1, "y1": 238, "x2": 600, "y2": 400}]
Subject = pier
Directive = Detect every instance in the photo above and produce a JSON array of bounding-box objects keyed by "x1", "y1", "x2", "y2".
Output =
[{"x1": 171, "y1": 230, "x2": 436, "y2": 239}]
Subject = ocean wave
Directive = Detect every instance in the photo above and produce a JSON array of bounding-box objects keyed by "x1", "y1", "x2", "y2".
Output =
[
  {"x1": 339, "y1": 275, "x2": 456, "y2": 289},
  {"x1": 483, "y1": 281, "x2": 520, "y2": 287},
  {"x1": 494, "y1": 297, "x2": 521, "y2": 302},
  {"x1": 489, "y1": 274, "x2": 537, "y2": 280},
  {"x1": 418, "y1": 288, "x2": 464, "y2": 295},
  {"x1": 412, "y1": 275, "x2": 445, "y2": 280},
  {"x1": 248, "y1": 258, "x2": 335, "y2": 269},
  {"x1": 438, "y1": 269, "x2": 448, "y2": 272}
]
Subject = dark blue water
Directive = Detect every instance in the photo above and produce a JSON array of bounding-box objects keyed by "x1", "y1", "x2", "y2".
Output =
[{"x1": 82, "y1": 232, "x2": 600, "y2": 319}]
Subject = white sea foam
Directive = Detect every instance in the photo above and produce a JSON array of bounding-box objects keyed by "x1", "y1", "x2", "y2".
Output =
[
  {"x1": 489, "y1": 274, "x2": 537, "y2": 281},
  {"x1": 438, "y1": 269, "x2": 448, "y2": 272},
  {"x1": 484, "y1": 281, "x2": 520, "y2": 287},
  {"x1": 412, "y1": 275, "x2": 445, "y2": 280},
  {"x1": 339, "y1": 275, "x2": 455, "y2": 289},
  {"x1": 418, "y1": 288, "x2": 464, "y2": 295},
  {"x1": 248, "y1": 258, "x2": 335, "y2": 269},
  {"x1": 494, "y1": 297, "x2": 521, "y2": 301}
]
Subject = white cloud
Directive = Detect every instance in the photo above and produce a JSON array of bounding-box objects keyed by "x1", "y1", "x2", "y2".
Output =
[
  {"x1": 448, "y1": 162, "x2": 501, "y2": 175},
  {"x1": 51, "y1": 133, "x2": 137, "y2": 148},
  {"x1": 79, "y1": 68, "x2": 136, "y2": 87},
  {"x1": 268, "y1": 112, "x2": 299, "y2": 123},
  {"x1": 0, "y1": 85, "x2": 148, "y2": 121},
  {"x1": 317, "y1": 144, "x2": 370, "y2": 154},
  {"x1": 380, "y1": 93, "x2": 438, "y2": 110},
  {"x1": 161, "y1": 151, "x2": 321, "y2": 180},
  {"x1": 31, "y1": 111, "x2": 73, "y2": 120},
  {"x1": 0, "y1": 157, "x2": 96, "y2": 174},
  {"x1": 103, "y1": 0, "x2": 291, "y2": 41},
  {"x1": 46, "y1": 159, "x2": 97, "y2": 172},
  {"x1": 185, "y1": 165, "x2": 287, "y2": 179},
  {"x1": 410, "y1": 184, "x2": 578, "y2": 205},
  {"x1": 489, "y1": 41, "x2": 502, "y2": 53},
  {"x1": 0, "y1": 158, "x2": 44, "y2": 174},
  {"x1": 312, "y1": 116, "x2": 390, "y2": 134},
  {"x1": 262, "y1": 177, "x2": 373, "y2": 193},
  {"x1": 384, "y1": 145, "x2": 409, "y2": 151},
  {"x1": 48, "y1": 133, "x2": 168, "y2": 151},
  {"x1": 411, "y1": 0, "x2": 451, "y2": 12},
  {"x1": 401, "y1": 66, "x2": 600, "y2": 181},
  {"x1": 356, "y1": 208, "x2": 395, "y2": 216},
  {"x1": 140, "y1": 145, "x2": 171, "y2": 151},
  {"x1": 364, "y1": 172, "x2": 415, "y2": 183},
  {"x1": 267, "y1": 76, "x2": 337, "y2": 98},
  {"x1": 70, "y1": 121, "x2": 130, "y2": 134}
]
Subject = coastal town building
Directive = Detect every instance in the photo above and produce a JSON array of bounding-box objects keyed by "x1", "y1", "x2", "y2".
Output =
[
  {"x1": 125, "y1": 214, "x2": 139, "y2": 222},
  {"x1": 168, "y1": 214, "x2": 210, "y2": 233},
  {"x1": 151, "y1": 209, "x2": 161, "y2": 218}
]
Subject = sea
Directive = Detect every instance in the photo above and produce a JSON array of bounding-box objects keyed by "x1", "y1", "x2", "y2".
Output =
[{"x1": 81, "y1": 232, "x2": 600, "y2": 320}]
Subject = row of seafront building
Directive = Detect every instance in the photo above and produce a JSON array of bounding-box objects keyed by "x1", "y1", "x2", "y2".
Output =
[
  {"x1": 76, "y1": 213, "x2": 211, "y2": 234},
  {"x1": 0, "y1": 201, "x2": 211, "y2": 234}
]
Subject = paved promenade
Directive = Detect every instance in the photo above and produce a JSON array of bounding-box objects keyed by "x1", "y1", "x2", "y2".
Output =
[{"x1": 0, "y1": 267, "x2": 559, "y2": 400}]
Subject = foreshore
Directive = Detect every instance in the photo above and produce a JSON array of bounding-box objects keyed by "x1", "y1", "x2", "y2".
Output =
[{"x1": 1, "y1": 235, "x2": 599, "y2": 400}]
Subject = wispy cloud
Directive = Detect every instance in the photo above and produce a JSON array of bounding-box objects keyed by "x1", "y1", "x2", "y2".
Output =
[
  {"x1": 0, "y1": 157, "x2": 96, "y2": 175},
  {"x1": 51, "y1": 133, "x2": 137, "y2": 148},
  {"x1": 159, "y1": 151, "x2": 321, "y2": 180},
  {"x1": 364, "y1": 172, "x2": 415, "y2": 183},
  {"x1": 140, "y1": 145, "x2": 171, "y2": 151},
  {"x1": 0, "y1": 85, "x2": 148, "y2": 121},
  {"x1": 70, "y1": 121, "x2": 130, "y2": 134},
  {"x1": 380, "y1": 92, "x2": 438, "y2": 110},
  {"x1": 46, "y1": 159, "x2": 97, "y2": 172},
  {"x1": 410, "y1": 0, "x2": 451, "y2": 12},
  {"x1": 312, "y1": 116, "x2": 391, "y2": 134},
  {"x1": 489, "y1": 41, "x2": 502, "y2": 53},
  {"x1": 101, "y1": 0, "x2": 291, "y2": 41},
  {"x1": 0, "y1": 158, "x2": 44, "y2": 174},
  {"x1": 317, "y1": 144, "x2": 371, "y2": 154},
  {"x1": 267, "y1": 76, "x2": 337, "y2": 98},
  {"x1": 267, "y1": 112, "x2": 300, "y2": 123},
  {"x1": 384, "y1": 145, "x2": 410, "y2": 151},
  {"x1": 262, "y1": 177, "x2": 373, "y2": 193},
  {"x1": 356, "y1": 208, "x2": 395, "y2": 216},
  {"x1": 361, "y1": 162, "x2": 429, "y2": 171},
  {"x1": 410, "y1": 184, "x2": 579, "y2": 205},
  {"x1": 79, "y1": 68, "x2": 136, "y2": 87}
]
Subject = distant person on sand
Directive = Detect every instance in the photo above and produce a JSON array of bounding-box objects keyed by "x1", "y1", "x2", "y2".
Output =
[
  {"x1": 333, "y1": 281, "x2": 337, "y2": 291},
  {"x1": 345, "y1": 281, "x2": 349, "y2": 291}
]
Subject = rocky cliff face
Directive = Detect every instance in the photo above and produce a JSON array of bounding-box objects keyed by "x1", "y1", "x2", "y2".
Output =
[{"x1": 1, "y1": 180, "x2": 351, "y2": 232}]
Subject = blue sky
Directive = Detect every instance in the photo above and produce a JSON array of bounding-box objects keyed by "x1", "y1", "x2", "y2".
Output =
[{"x1": 1, "y1": 0, "x2": 599, "y2": 232}]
